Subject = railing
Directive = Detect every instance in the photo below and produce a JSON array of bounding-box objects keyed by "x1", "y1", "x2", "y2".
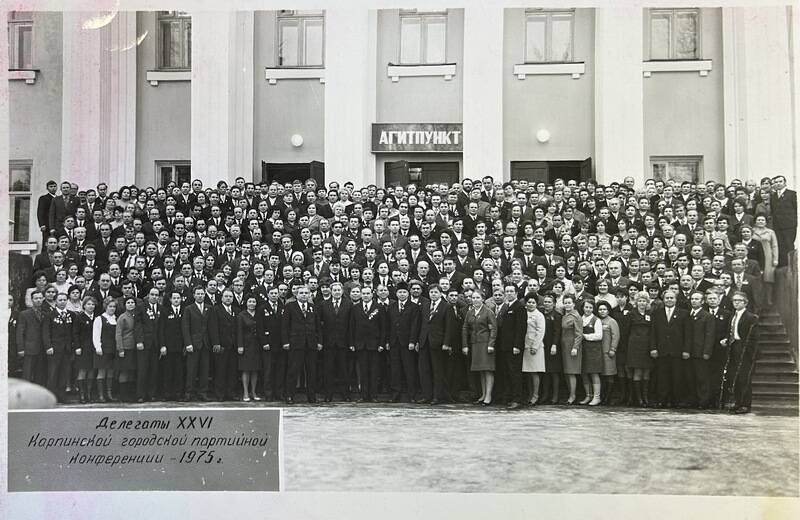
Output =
[{"x1": 774, "y1": 250, "x2": 799, "y2": 369}]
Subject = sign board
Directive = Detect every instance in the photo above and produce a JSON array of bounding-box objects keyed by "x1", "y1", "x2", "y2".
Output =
[
  {"x1": 371, "y1": 123, "x2": 463, "y2": 153},
  {"x1": 8, "y1": 408, "x2": 282, "y2": 492}
]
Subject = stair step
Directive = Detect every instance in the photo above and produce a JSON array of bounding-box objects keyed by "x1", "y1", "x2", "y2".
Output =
[
  {"x1": 761, "y1": 332, "x2": 791, "y2": 340},
  {"x1": 753, "y1": 372, "x2": 799, "y2": 383},
  {"x1": 756, "y1": 360, "x2": 798, "y2": 370},
  {"x1": 753, "y1": 380, "x2": 798, "y2": 389},
  {"x1": 756, "y1": 351, "x2": 795, "y2": 362},
  {"x1": 750, "y1": 391, "x2": 799, "y2": 401}
]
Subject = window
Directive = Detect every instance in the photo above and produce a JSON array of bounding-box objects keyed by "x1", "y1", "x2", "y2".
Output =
[
  {"x1": 158, "y1": 11, "x2": 191, "y2": 69},
  {"x1": 156, "y1": 161, "x2": 191, "y2": 188},
  {"x1": 399, "y1": 9, "x2": 447, "y2": 65},
  {"x1": 525, "y1": 9, "x2": 575, "y2": 63},
  {"x1": 651, "y1": 156, "x2": 702, "y2": 183},
  {"x1": 8, "y1": 11, "x2": 33, "y2": 69},
  {"x1": 648, "y1": 8, "x2": 700, "y2": 60},
  {"x1": 9, "y1": 161, "x2": 32, "y2": 243},
  {"x1": 276, "y1": 10, "x2": 324, "y2": 67}
]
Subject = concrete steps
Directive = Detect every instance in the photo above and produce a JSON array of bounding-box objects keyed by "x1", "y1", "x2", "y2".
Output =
[{"x1": 752, "y1": 310, "x2": 798, "y2": 415}]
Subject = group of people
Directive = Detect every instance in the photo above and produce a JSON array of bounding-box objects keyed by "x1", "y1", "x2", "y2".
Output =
[{"x1": 9, "y1": 172, "x2": 796, "y2": 415}]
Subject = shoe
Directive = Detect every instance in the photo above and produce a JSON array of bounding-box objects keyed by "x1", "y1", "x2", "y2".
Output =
[
  {"x1": 566, "y1": 397, "x2": 576, "y2": 405},
  {"x1": 579, "y1": 396, "x2": 592, "y2": 405},
  {"x1": 355, "y1": 398, "x2": 365, "y2": 403},
  {"x1": 588, "y1": 395, "x2": 601, "y2": 406},
  {"x1": 243, "y1": 396, "x2": 251, "y2": 402},
  {"x1": 734, "y1": 406, "x2": 751, "y2": 414},
  {"x1": 285, "y1": 397, "x2": 294, "y2": 405},
  {"x1": 430, "y1": 399, "x2": 440, "y2": 405},
  {"x1": 199, "y1": 394, "x2": 212, "y2": 402},
  {"x1": 253, "y1": 395, "x2": 262, "y2": 401},
  {"x1": 417, "y1": 398, "x2": 431, "y2": 404},
  {"x1": 325, "y1": 395, "x2": 333, "y2": 403},
  {"x1": 391, "y1": 393, "x2": 401, "y2": 403},
  {"x1": 481, "y1": 401, "x2": 491, "y2": 406},
  {"x1": 528, "y1": 397, "x2": 539, "y2": 406},
  {"x1": 507, "y1": 402, "x2": 521, "y2": 410},
  {"x1": 344, "y1": 395, "x2": 352, "y2": 402},
  {"x1": 473, "y1": 398, "x2": 485, "y2": 405},
  {"x1": 136, "y1": 397, "x2": 144, "y2": 403}
]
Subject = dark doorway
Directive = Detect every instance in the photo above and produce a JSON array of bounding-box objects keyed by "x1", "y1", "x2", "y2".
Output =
[
  {"x1": 262, "y1": 161, "x2": 325, "y2": 185},
  {"x1": 384, "y1": 161, "x2": 459, "y2": 187},
  {"x1": 511, "y1": 158, "x2": 592, "y2": 184}
]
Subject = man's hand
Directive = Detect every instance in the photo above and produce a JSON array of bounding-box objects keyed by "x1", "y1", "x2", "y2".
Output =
[
  {"x1": 681, "y1": 352, "x2": 690, "y2": 360},
  {"x1": 415, "y1": 343, "x2": 420, "y2": 352},
  {"x1": 263, "y1": 345, "x2": 270, "y2": 351},
  {"x1": 17, "y1": 351, "x2": 24, "y2": 357},
  {"x1": 95, "y1": 348, "x2": 103, "y2": 356},
  {"x1": 570, "y1": 348, "x2": 577, "y2": 357},
  {"x1": 487, "y1": 346, "x2": 495, "y2": 354},
  {"x1": 408, "y1": 342, "x2": 415, "y2": 351},
  {"x1": 119, "y1": 350, "x2": 125, "y2": 358},
  {"x1": 550, "y1": 345, "x2": 557, "y2": 356},
  {"x1": 213, "y1": 344, "x2": 222, "y2": 353},
  {"x1": 703, "y1": 354, "x2": 711, "y2": 361},
  {"x1": 316, "y1": 343, "x2": 323, "y2": 351},
  {"x1": 650, "y1": 349, "x2": 658, "y2": 359},
  {"x1": 185, "y1": 344, "x2": 194, "y2": 354},
  {"x1": 46, "y1": 348, "x2": 54, "y2": 356},
  {"x1": 608, "y1": 350, "x2": 616, "y2": 358},
  {"x1": 282, "y1": 343, "x2": 290, "y2": 350},
  {"x1": 160, "y1": 346, "x2": 167, "y2": 357},
  {"x1": 513, "y1": 347, "x2": 521, "y2": 355},
  {"x1": 136, "y1": 342, "x2": 145, "y2": 351},
  {"x1": 462, "y1": 347, "x2": 469, "y2": 356},
  {"x1": 720, "y1": 339, "x2": 728, "y2": 347},
  {"x1": 349, "y1": 346, "x2": 355, "y2": 352},
  {"x1": 75, "y1": 348, "x2": 82, "y2": 356},
  {"x1": 40, "y1": 225, "x2": 47, "y2": 232},
  {"x1": 378, "y1": 346, "x2": 384, "y2": 353},
  {"x1": 443, "y1": 345, "x2": 451, "y2": 352},
  {"x1": 237, "y1": 347, "x2": 244, "y2": 355}
]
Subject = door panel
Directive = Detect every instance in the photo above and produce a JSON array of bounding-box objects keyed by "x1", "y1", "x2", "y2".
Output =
[
  {"x1": 310, "y1": 161, "x2": 325, "y2": 186},
  {"x1": 511, "y1": 161, "x2": 548, "y2": 183},
  {"x1": 580, "y1": 157, "x2": 593, "y2": 182},
  {"x1": 384, "y1": 160, "x2": 409, "y2": 187},
  {"x1": 410, "y1": 162, "x2": 459, "y2": 186}
]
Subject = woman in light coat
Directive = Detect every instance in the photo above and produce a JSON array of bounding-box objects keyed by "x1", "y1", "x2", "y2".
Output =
[
  {"x1": 522, "y1": 296, "x2": 546, "y2": 405},
  {"x1": 751, "y1": 214, "x2": 780, "y2": 306},
  {"x1": 462, "y1": 291, "x2": 497, "y2": 406}
]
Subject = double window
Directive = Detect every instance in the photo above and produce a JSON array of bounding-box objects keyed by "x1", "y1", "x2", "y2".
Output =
[
  {"x1": 157, "y1": 161, "x2": 191, "y2": 188},
  {"x1": 9, "y1": 161, "x2": 32, "y2": 243},
  {"x1": 158, "y1": 11, "x2": 192, "y2": 69},
  {"x1": 277, "y1": 10, "x2": 325, "y2": 67},
  {"x1": 651, "y1": 156, "x2": 702, "y2": 183},
  {"x1": 647, "y1": 8, "x2": 701, "y2": 60},
  {"x1": 8, "y1": 11, "x2": 33, "y2": 69},
  {"x1": 399, "y1": 9, "x2": 447, "y2": 65},
  {"x1": 524, "y1": 9, "x2": 575, "y2": 63}
]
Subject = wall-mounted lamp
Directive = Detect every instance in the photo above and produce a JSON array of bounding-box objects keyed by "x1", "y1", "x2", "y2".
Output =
[
  {"x1": 290, "y1": 134, "x2": 304, "y2": 148},
  {"x1": 536, "y1": 129, "x2": 551, "y2": 143}
]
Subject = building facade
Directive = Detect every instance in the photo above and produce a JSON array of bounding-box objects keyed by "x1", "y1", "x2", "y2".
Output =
[{"x1": 6, "y1": 6, "x2": 800, "y2": 251}]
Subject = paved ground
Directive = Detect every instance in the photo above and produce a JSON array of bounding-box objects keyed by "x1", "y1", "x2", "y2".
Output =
[{"x1": 59, "y1": 400, "x2": 799, "y2": 496}]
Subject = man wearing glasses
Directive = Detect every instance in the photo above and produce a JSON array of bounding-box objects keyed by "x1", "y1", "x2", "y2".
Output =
[{"x1": 721, "y1": 291, "x2": 760, "y2": 414}]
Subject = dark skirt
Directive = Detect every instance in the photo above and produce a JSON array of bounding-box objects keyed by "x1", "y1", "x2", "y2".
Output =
[
  {"x1": 238, "y1": 344, "x2": 261, "y2": 372},
  {"x1": 114, "y1": 349, "x2": 137, "y2": 371},
  {"x1": 582, "y1": 339, "x2": 604, "y2": 374},
  {"x1": 75, "y1": 347, "x2": 95, "y2": 371},
  {"x1": 94, "y1": 351, "x2": 115, "y2": 370},
  {"x1": 544, "y1": 344, "x2": 563, "y2": 373}
]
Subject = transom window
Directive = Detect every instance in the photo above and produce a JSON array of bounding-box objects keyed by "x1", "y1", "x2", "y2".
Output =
[
  {"x1": 156, "y1": 161, "x2": 191, "y2": 188},
  {"x1": 651, "y1": 156, "x2": 702, "y2": 183},
  {"x1": 9, "y1": 160, "x2": 32, "y2": 243},
  {"x1": 8, "y1": 11, "x2": 33, "y2": 69},
  {"x1": 277, "y1": 10, "x2": 325, "y2": 67},
  {"x1": 648, "y1": 8, "x2": 701, "y2": 60},
  {"x1": 525, "y1": 9, "x2": 575, "y2": 63},
  {"x1": 399, "y1": 9, "x2": 447, "y2": 65},
  {"x1": 158, "y1": 11, "x2": 192, "y2": 69}
]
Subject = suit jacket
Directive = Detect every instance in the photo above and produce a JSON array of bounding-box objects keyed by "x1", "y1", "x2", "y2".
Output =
[
  {"x1": 653, "y1": 307, "x2": 689, "y2": 357},
  {"x1": 318, "y1": 298, "x2": 351, "y2": 349},
  {"x1": 386, "y1": 299, "x2": 421, "y2": 348},
  {"x1": 158, "y1": 305, "x2": 184, "y2": 353},
  {"x1": 16, "y1": 307, "x2": 47, "y2": 355},
  {"x1": 48, "y1": 195, "x2": 77, "y2": 232},
  {"x1": 495, "y1": 299, "x2": 527, "y2": 352},
  {"x1": 42, "y1": 309, "x2": 75, "y2": 355},
  {"x1": 770, "y1": 189, "x2": 797, "y2": 231},
  {"x1": 181, "y1": 302, "x2": 211, "y2": 350},
  {"x1": 729, "y1": 309, "x2": 759, "y2": 351},
  {"x1": 37, "y1": 193, "x2": 55, "y2": 230},
  {"x1": 706, "y1": 306, "x2": 731, "y2": 353},
  {"x1": 349, "y1": 300, "x2": 387, "y2": 351},
  {"x1": 258, "y1": 301, "x2": 284, "y2": 349},
  {"x1": 686, "y1": 308, "x2": 715, "y2": 359},
  {"x1": 208, "y1": 304, "x2": 238, "y2": 349},
  {"x1": 418, "y1": 299, "x2": 454, "y2": 350},
  {"x1": 281, "y1": 300, "x2": 321, "y2": 350},
  {"x1": 140, "y1": 302, "x2": 161, "y2": 347}
]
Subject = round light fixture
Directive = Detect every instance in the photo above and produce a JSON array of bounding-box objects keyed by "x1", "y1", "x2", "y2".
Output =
[
  {"x1": 290, "y1": 134, "x2": 304, "y2": 147},
  {"x1": 536, "y1": 129, "x2": 551, "y2": 143}
]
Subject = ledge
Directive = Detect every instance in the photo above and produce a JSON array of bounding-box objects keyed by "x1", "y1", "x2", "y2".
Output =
[
  {"x1": 146, "y1": 70, "x2": 191, "y2": 86},
  {"x1": 265, "y1": 67, "x2": 326, "y2": 85},
  {"x1": 9, "y1": 242, "x2": 39, "y2": 254},
  {"x1": 513, "y1": 62, "x2": 585, "y2": 80},
  {"x1": 643, "y1": 60, "x2": 713, "y2": 77},
  {"x1": 387, "y1": 63, "x2": 457, "y2": 82},
  {"x1": 8, "y1": 69, "x2": 38, "y2": 85}
]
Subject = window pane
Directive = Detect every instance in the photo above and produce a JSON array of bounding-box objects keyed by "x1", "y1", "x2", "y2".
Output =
[
  {"x1": 176, "y1": 165, "x2": 192, "y2": 186},
  {"x1": 12, "y1": 196, "x2": 30, "y2": 242},
  {"x1": 160, "y1": 166, "x2": 173, "y2": 188},
  {"x1": 550, "y1": 15, "x2": 573, "y2": 62},
  {"x1": 9, "y1": 167, "x2": 31, "y2": 191},
  {"x1": 650, "y1": 12, "x2": 671, "y2": 60},
  {"x1": 525, "y1": 16, "x2": 546, "y2": 62},
  {"x1": 161, "y1": 20, "x2": 182, "y2": 68},
  {"x1": 674, "y1": 11, "x2": 698, "y2": 59},
  {"x1": 304, "y1": 18, "x2": 324, "y2": 66},
  {"x1": 669, "y1": 162, "x2": 699, "y2": 183},
  {"x1": 18, "y1": 25, "x2": 32, "y2": 69},
  {"x1": 424, "y1": 16, "x2": 446, "y2": 64},
  {"x1": 652, "y1": 163, "x2": 667, "y2": 182},
  {"x1": 183, "y1": 20, "x2": 192, "y2": 67},
  {"x1": 278, "y1": 19, "x2": 299, "y2": 66},
  {"x1": 400, "y1": 17, "x2": 421, "y2": 64}
]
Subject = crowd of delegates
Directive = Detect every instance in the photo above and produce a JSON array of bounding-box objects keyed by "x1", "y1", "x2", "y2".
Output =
[{"x1": 7, "y1": 173, "x2": 796, "y2": 415}]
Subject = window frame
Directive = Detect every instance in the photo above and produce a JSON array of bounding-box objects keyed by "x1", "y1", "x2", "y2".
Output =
[
  {"x1": 275, "y1": 10, "x2": 326, "y2": 68},
  {"x1": 650, "y1": 156, "x2": 703, "y2": 184},
  {"x1": 398, "y1": 8, "x2": 449, "y2": 66},
  {"x1": 155, "y1": 161, "x2": 192, "y2": 189},
  {"x1": 8, "y1": 160, "x2": 33, "y2": 243},
  {"x1": 156, "y1": 11, "x2": 192, "y2": 71},
  {"x1": 646, "y1": 8, "x2": 702, "y2": 61},
  {"x1": 8, "y1": 11, "x2": 34, "y2": 70},
  {"x1": 524, "y1": 8, "x2": 576, "y2": 64}
]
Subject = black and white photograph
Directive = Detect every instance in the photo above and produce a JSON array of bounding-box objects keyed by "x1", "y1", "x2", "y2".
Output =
[{"x1": 1, "y1": 0, "x2": 798, "y2": 518}]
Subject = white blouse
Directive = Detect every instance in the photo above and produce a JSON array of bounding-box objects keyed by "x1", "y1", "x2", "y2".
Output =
[{"x1": 581, "y1": 314, "x2": 603, "y2": 341}]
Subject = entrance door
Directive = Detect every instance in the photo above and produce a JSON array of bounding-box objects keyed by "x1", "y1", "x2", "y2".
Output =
[
  {"x1": 510, "y1": 159, "x2": 593, "y2": 184},
  {"x1": 510, "y1": 161, "x2": 548, "y2": 183},
  {"x1": 412, "y1": 162, "x2": 460, "y2": 186},
  {"x1": 384, "y1": 160, "x2": 409, "y2": 187},
  {"x1": 262, "y1": 162, "x2": 325, "y2": 185}
]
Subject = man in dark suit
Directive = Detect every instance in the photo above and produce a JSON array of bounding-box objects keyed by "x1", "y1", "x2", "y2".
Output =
[
  {"x1": 16, "y1": 290, "x2": 47, "y2": 385},
  {"x1": 259, "y1": 287, "x2": 284, "y2": 400},
  {"x1": 349, "y1": 286, "x2": 387, "y2": 402},
  {"x1": 137, "y1": 288, "x2": 162, "y2": 402},
  {"x1": 319, "y1": 282, "x2": 352, "y2": 401},
  {"x1": 652, "y1": 290, "x2": 689, "y2": 408},
  {"x1": 37, "y1": 180, "x2": 58, "y2": 250},
  {"x1": 769, "y1": 175, "x2": 796, "y2": 266},
  {"x1": 386, "y1": 283, "x2": 420, "y2": 402},
  {"x1": 41, "y1": 292, "x2": 74, "y2": 403},
  {"x1": 416, "y1": 285, "x2": 453, "y2": 404},
  {"x1": 181, "y1": 286, "x2": 212, "y2": 401},
  {"x1": 159, "y1": 291, "x2": 185, "y2": 400},
  {"x1": 48, "y1": 181, "x2": 77, "y2": 236},
  {"x1": 682, "y1": 291, "x2": 716, "y2": 409},
  {"x1": 281, "y1": 286, "x2": 322, "y2": 404},
  {"x1": 722, "y1": 291, "x2": 760, "y2": 414},
  {"x1": 705, "y1": 289, "x2": 732, "y2": 409},
  {"x1": 208, "y1": 289, "x2": 239, "y2": 401},
  {"x1": 495, "y1": 285, "x2": 527, "y2": 409}
]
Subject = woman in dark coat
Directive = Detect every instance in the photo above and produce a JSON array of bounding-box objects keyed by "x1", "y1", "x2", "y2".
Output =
[
  {"x1": 115, "y1": 297, "x2": 143, "y2": 402},
  {"x1": 73, "y1": 296, "x2": 98, "y2": 403},
  {"x1": 539, "y1": 293, "x2": 563, "y2": 404},
  {"x1": 560, "y1": 294, "x2": 583, "y2": 404},
  {"x1": 626, "y1": 291, "x2": 656, "y2": 407},
  {"x1": 93, "y1": 297, "x2": 118, "y2": 402},
  {"x1": 462, "y1": 291, "x2": 497, "y2": 406},
  {"x1": 237, "y1": 295, "x2": 262, "y2": 402}
]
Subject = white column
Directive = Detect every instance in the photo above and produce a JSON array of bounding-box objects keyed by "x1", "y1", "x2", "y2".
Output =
[
  {"x1": 462, "y1": 6, "x2": 504, "y2": 180},
  {"x1": 594, "y1": 8, "x2": 644, "y2": 186},
  {"x1": 191, "y1": 11, "x2": 254, "y2": 186},
  {"x1": 325, "y1": 8, "x2": 376, "y2": 187},
  {"x1": 61, "y1": 12, "x2": 137, "y2": 189},
  {"x1": 723, "y1": 7, "x2": 796, "y2": 185}
]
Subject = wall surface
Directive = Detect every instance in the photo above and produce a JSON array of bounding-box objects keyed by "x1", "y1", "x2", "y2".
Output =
[
  {"x1": 502, "y1": 8, "x2": 595, "y2": 178},
  {"x1": 135, "y1": 11, "x2": 191, "y2": 187}
]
